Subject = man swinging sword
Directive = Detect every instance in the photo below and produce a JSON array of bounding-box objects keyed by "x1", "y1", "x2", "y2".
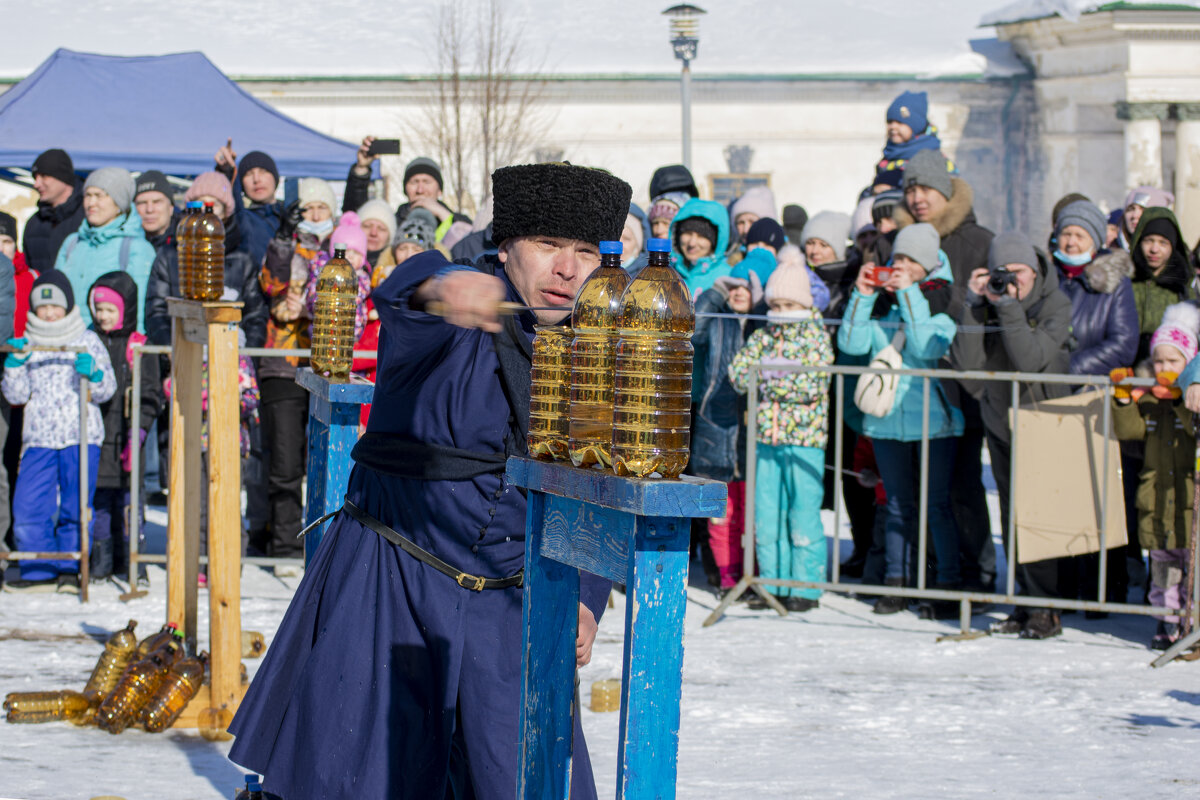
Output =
[{"x1": 228, "y1": 163, "x2": 633, "y2": 799}]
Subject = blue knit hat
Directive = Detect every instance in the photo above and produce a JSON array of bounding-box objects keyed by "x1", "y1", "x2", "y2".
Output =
[{"x1": 887, "y1": 90, "x2": 928, "y2": 133}]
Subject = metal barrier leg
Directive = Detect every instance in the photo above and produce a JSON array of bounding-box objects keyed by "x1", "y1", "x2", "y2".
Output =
[
  {"x1": 917, "y1": 377, "x2": 930, "y2": 591},
  {"x1": 1099, "y1": 387, "x2": 1111, "y2": 603},
  {"x1": 78, "y1": 375, "x2": 89, "y2": 603},
  {"x1": 122, "y1": 351, "x2": 147, "y2": 602},
  {"x1": 831, "y1": 373, "x2": 844, "y2": 586},
  {"x1": 1006, "y1": 380, "x2": 1018, "y2": 601}
]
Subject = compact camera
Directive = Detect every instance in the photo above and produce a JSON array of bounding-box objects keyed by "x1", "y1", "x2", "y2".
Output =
[{"x1": 987, "y1": 266, "x2": 1018, "y2": 296}]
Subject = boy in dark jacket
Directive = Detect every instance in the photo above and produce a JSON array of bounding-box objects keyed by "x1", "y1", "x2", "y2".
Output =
[{"x1": 88, "y1": 272, "x2": 160, "y2": 583}]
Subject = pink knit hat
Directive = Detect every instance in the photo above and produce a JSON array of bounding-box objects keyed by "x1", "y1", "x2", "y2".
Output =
[
  {"x1": 1150, "y1": 303, "x2": 1200, "y2": 362},
  {"x1": 88, "y1": 285, "x2": 125, "y2": 322},
  {"x1": 764, "y1": 248, "x2": 813, "y2": 310},
  {"x1": 1124, "y1": 185, "x2": 1174, "y2": 211},
  {"x1": 330, "y1": 211, "x2": 368, "y2": 258},
  {"x1": 185, "y1": 171, "x2": 235, "y2": 217}
]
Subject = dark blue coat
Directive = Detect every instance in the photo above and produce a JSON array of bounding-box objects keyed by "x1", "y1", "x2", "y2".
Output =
[
  {"x1": 1056, "y1": 249, "x2": 1139, "y2": 376},
  {"x1": 234, "y1": 201, "x2": 282, "y2": 270},
  {"x1": 228, "y1": 251, "x2": 609, "y2": 800}
]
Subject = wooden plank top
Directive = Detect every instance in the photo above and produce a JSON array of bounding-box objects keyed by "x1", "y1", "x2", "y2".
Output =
[
  {"x1": 167, "y1": 297, "x2": 244, "y2": 324},
  {"x1": 295, "y1": 367, "x2": 376, "y2": 404},
  {"x1": 506, "y1": 457, "x2": 726, "y2": 518}
]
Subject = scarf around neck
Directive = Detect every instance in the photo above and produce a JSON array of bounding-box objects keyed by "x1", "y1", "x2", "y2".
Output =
[{"x1": 25, "y1": 306, "x2": 86, "y2": 346}]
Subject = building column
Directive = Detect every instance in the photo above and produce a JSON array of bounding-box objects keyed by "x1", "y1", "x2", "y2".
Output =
[
  {"x1": 1175, "y1": 103, "x2": 1200, "y2": 249},
  {"x1": 1116, "y1": 101, "x2": 1170, "y2": 190}
]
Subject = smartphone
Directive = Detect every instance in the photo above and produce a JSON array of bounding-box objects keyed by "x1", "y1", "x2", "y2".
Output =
[
  {"x1": 871, "y1": 266, "x2": 894, "y2": 287},
  {"x1": 367, "y1": 138, "x2": 401, "y2": 156}
]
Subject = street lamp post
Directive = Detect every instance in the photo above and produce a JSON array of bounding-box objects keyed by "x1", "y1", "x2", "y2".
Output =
[{"x1": 663, "y1": 5, "x2": 706, "y2": 171}]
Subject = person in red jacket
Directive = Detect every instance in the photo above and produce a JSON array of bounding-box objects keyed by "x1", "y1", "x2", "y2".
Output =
[{"x1": 0, "y1": 213, "x2": 36, "y2": 336}]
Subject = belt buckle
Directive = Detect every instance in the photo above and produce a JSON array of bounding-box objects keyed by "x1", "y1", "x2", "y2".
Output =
[{"x1": 457, "y1": 572, "x2": 486, "y2": 591}]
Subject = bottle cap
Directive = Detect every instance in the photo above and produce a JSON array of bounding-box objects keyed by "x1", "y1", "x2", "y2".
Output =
[
  {"x1": 648, "y1": 238, "x2": 671, "y2": 253},
  {"x1": 186, "y1": 201, "x2": 202, "y2": 209},
  {"x1": 333, "y1": 245, "x2": 347, "y2": 257},
  {"x1": 203, "y1": 201, "x2": 214, "y2": 209},
  {"x1": 167, "y1": 622, "x2": 178, "y2": 630},
  {"x1": 245, "y1": 774, "x2": 259, "y2": 784},
  {"x1": 599, "y1": 241, "x2": 623, "y2": 255}
]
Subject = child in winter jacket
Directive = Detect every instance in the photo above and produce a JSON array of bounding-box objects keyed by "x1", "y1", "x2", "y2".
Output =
[
  {"x1": 2, "y1": 271, "x2": 115, "y2": 592},
  {"x1": 1112, "y1": 302, "x2": 1198, "y2": 650},
  {"x1": 87, "y1": 271, "x2": 160, "y2": 584},
  {"x1": 838, "y1": 223, "x2": 963, "y2": 618},
  {"x1": 729, "y1": 257, "x2": 834, "y2": 612}
]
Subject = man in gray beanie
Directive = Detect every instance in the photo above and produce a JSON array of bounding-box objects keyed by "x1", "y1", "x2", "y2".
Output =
[
  {"x1": 342, "y1": 138, "x2": 472, "y2": 240},
  {"x1": 895, "y1": 148, "x2": 998, "y2": 596},
  {"x1": 951, "y1": 230, "x2": 1074, "y2": 641}
]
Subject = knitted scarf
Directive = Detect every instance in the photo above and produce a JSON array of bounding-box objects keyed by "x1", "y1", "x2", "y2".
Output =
[{"x1": 24, "y1": 306, "x2": 86, "y2": 346}]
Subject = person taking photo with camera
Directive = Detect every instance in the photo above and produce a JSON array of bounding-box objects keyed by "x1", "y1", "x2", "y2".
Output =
[{"x1": 950, "y1": 231, "x2": 1073, "y2": 639}]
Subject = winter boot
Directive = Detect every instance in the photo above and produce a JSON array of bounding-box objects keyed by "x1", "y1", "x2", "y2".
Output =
[
  {"x1": 918, "y1": 584, "x2": 962, "y2": 620},
  {"x1": 1150, "y1": 621, "x2": 1181, "y2": 651},
  {"x1": 873, "y1": 578, "x2": 908, "y2": 615},
  {"x1": 1019, "y1": 610, "x2": 1062, "y2": 640},
  {"x1": 990, "y1": 608, "x2": 1029, "y2": 634},
  {"x1": 784, "y1": 596, "x2": 819, "y2": 613}
]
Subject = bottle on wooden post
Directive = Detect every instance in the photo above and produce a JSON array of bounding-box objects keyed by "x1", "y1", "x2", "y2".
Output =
[
  {"x1": 176, "y1": 202, "x2": 202, "y2": 300},
  {"x1": 3, "y1": 690, "x2": 92, "y2": 723},
  {"x1": 612, "y1": 238, "x2": 694, "y2": 479},
  {"x1": 569, "y1": 241, "x2": 631, "y2": 468},
  {"x1": 83, "y1": 619, "x2": 138, "y2": 701},
  {"x1": 142, "y1": 651, "x2": 208, "y2": 732},
  {"x1": 528, "y1": 325, "x2": 573, "y2": 460},
  {"x1": 192, "y1": 201, "x2": 226, "y2": 301},
  {"x1": 310, "y1": 246, "x2": 357, "y2": 382}
]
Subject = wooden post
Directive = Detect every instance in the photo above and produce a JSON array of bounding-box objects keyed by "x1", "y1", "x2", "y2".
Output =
[
  {"x1": 506, "y1": 457, "x2": 725, "y2": 800},
  {"x1": 297, "y1": 368, "x2": 374, "y2": 565},
  {"x1": 166, "y1": 298, "x2": 244, "y2": 718}
]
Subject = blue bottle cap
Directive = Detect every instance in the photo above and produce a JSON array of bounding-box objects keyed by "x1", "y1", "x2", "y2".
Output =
[
  {"x1": 648, "y1": 238, "x2": 671, "y2": 253},
  {"x1": 245, "y1": 774, "x2": 259, "y2": 785},
  {"x1": 599, "y1": 241, "x2": 623, "y2": 255},
  {"x1": 248, "y1": 779, "x2": 263, "y2": 792},
  {"x1": 187, "y1": 201, "x2": 203, "y2": 209}
]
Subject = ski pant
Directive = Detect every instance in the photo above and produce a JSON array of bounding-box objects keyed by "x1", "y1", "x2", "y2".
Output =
[
  {"x1": 12, "y1": 445, "x2": 99, "y2": 581},
  {"x1": 91, "y1": 487, "x2": 145, "y2": 579},
  {"x1": 1149, "y1": 548, "x2": 1191, "y2": 624},
  {"x1": 755, "y1": 443, "x2": 826, "y2": 599},
  {"x1": 707, "y1": 480, "x2": 745, "y2": 588}
]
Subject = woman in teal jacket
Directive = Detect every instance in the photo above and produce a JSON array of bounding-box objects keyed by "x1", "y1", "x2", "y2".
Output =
[
  {"x1": 669, "y1": 198, "x2": 733, "y2": 297},
  {"x1": 55, "y1": 167, "x2": 155, "y2": 330},
  {"x1": 838, "y1": 223, "x2": 963, "y2": 615}
]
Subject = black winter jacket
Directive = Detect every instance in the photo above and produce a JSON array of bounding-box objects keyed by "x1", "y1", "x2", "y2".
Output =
[
  {"x1": 145, "y1": 206, "x2": 182, "y2": 256},
  {"x1": 143, "y1": 214, "x2": 267, "y2": 348},
  {"x1": 23, "y1": 181, "x2": 85, "y2": 273},
  {"x1": 91, "y1": 271, "x2": 162, "y2": 489},
  {"x1": 1056, "y1": 249, "x2": 1139, "y2": 376}
]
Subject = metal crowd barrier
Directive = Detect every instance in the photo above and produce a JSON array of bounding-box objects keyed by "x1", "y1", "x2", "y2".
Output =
[{"x1": 703, "y1": 363, "x2": 1200, "y2": 640}]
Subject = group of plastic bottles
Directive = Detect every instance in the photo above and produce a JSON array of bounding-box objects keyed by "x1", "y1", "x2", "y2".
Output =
[
  {"x1": 310, "y1": 246, "x2": 358, "y2": 382},
  {"x1": 176, "y1": 200, "x2": 226, "y2": 301},
  {"x1": 529, "y1": 238, "x2": 694, "y2": 479}
]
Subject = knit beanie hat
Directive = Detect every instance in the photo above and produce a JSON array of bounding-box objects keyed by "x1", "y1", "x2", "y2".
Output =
[
  {"x1": 988, "y1": 231, "x2": 1038, "y2": 272},
  {"x1": 743, "y1": 246, "x2": 779, "y2": 286},
  {"x1": 297, "y1": 177, "x2": 336, "y2": 212},
  {"x1": 713, "y1": 261, "x2": 764, "y2": 306},
  {"x1": 357, "y1": 198, "x2": 398, "y2": 243},
  {"x1": 1050, "y1": 192, "x2": 1090, "y2": 226},
  {"x1": 31, "y1": 270, "x2": 74, "y2": 312},
  {"x1": 851, "y1": 196, "x2": 876, "y2": 239},
  {"x1": 746, "y1": 218, "x2": 786, "y2": 252},
  {"x1": 394, "y1": 208, "x2": 436, "y2": 249},
  {"x1": 892, "y1": 222, "x2": 941, "y2": 276},
  {"x1": 764, "y1": 255, "x2": 813, "y2": 310},
  {"x1": 1055, "y1": 200, "x2": 1106, "y2": 253},
  {"x1": 491, "y1": 163, "x2": 632, "y2": 247},
  {"x1": 84, "y1": 167, "x2": 136, "y2": 214},
  {"x1": 873, "y1": 165, "x2": 904, "y2": 190},
  {"x1": 730, "y1": 186, "x2": 776, "y2": 224},
  {"x1": 330, "y1": 211, "x2": 368, "y2": 258},
  {"x1": 648, "y1": 199, "x2": 682, "y2": 225},
  {"x1": 0, "y1": 211, "x2": 16, "y2": 240},
  {"x1": 89, "y1": 285, "x2": 125, "y2": 323},
  {"x1": 404, "y1": 157, "x2": 443, "y2": 191},
  {"x1": 676, "y1": 216, "x2": 718, "y2": 251},
  {"x1": 1150, "y1": 303, "x2": 1200, "y2": 363},
  {"x1": 237, "y1": 151, "x2": 279, "y2": 188},
  {"x1": 31, "y1": 148, "x2": 75, "y2": 186},
  {"x1": 185, "y1": 171, "x2": 236, "y2": 216},
  {"x1": 872, "y1": 189, "x2": 904, "y2": 224},
  {"x1": 1124, "y1": 185, "x2": 1174, "y2": 211},
  {"x1": 887, "y1": 90, "x2": 928, "y2": 133},
  {"x1": 1107, "y1": 208, "x2": 1123, "y2": 228},
  {"x1": 649, "y1": 164, "x2": 698, "y2": 201},
  {"x1": 782, "y1": 204, "x2": 808, "y2": 243},
  {"x1": 799, "y1": 211, "x2": 851, "y2": 263},
  {"x1": 1141, "y1": 215, "x2": 1181, "y2": 249},
  {"x1": 902, "y1": 149, "x2": 953, "y2": 200},
  {"x1": 134, "y1": 170, "x2": 173, "y2": 202}
]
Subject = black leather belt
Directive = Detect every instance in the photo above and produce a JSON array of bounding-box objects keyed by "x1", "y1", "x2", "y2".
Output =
[{"x1": 342, "y1": 500, "x2": 523, "y2": 592}]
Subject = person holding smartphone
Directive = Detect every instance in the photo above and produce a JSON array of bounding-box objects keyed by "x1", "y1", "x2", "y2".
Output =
[{"x1": 342, "y1": 136, "x2": 472, "y2": 243}]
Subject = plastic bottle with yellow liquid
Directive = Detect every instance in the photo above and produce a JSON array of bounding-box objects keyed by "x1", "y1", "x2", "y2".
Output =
[
  {"x1": 4, "y1": 690, "x2": 92, "y2": 723},
  {"x1": 192, "y1": 201, "x2": 226, "y2": 301},
  {"x1": 97, "y1": 633, "x2": 185, "y2": 733},
  {"x1": 611, "y1": 238, "x2": 694, "y2": 479},
  {"x1": 569, "y1": 241, "x2": 631, "y2": 468},
  {"x1": 142, "y1": 651, "x2": 208, "y2": 733},
  {"x1": 176, "y1": 202, "x2": 201, "y2": 299},
  {"x1": 310, "y1": 246, "x2": 357, "y2": 382},
  {"x1": 82, "y1": 619, "x2": 139, "y2": 701},
  {"x1": 136, "y1": 622, "x2": 178, "y2": 659},
  {"x1": 528, "y1": 324, "x2": 573, "y2": 460}
]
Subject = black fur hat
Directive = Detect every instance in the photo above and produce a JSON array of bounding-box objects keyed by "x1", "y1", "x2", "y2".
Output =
[{"x1": 491, "y1": 163, "x2": 633, "y2": 247}]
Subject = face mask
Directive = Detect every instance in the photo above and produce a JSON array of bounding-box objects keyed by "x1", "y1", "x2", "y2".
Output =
[
  {"x1": 1054, "y1": 248, "x2": 1092, "y2": 267},
  {"x1": 298, "y1": 218, "x2": 334, "y2": 238}
]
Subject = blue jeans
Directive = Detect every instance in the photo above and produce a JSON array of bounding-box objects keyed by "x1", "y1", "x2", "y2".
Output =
[
  {"x1": 755, "y1": 443, "x2": 827, "y2": 599},
  {"x1": 872, "y1": 437, "x2": 960, "y2": 586},
  {"x1": 12, "y1": 445, "x2": 100, "y2": 581}
]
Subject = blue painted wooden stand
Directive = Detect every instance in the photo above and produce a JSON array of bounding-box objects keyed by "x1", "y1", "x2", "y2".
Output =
[
  {"x1": 506, "y1": 457, "x2": 726, "y2": 800},
  {"x1": 297, "y1": 367, "x2": 374, "y2": 564}
]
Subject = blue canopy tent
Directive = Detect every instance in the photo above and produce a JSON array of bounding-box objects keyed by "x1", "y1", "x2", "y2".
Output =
[{"x1": 0, "y1": 49, "x2": 372, "y2": 181}]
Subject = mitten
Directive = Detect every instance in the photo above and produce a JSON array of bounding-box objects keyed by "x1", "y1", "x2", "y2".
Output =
[
  {"x1": 4, "y1": 337, "x2": 30, "y2": 368},
  {"x1": 74, "y1": 352, "x2": 103, "y2": 383},
  {"x1": 1152, "y1": 371, "x2": 1182, "y2": 401},
  {"x1": 121, "y1": 429, "x2": 149, "y2": 473},
  {"x1": 1109, "y1": 367, "x2": 1135, "y2": 401}
]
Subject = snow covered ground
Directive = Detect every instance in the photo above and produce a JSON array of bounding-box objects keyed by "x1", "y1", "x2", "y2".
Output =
[{"x1": 1, "y1": 504, "x2": 1199, "y2": 799}]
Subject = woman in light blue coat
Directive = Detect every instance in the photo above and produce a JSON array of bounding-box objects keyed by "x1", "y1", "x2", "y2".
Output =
[
  {"x1": 54, "y1": 167, "x2": 155, "y2": 329},
  {"x1": 838, "y1": 223, "x2": 963, "y2": 615}
]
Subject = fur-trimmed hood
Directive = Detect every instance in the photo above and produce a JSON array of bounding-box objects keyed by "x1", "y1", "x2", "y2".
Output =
[
  {"x1": 1067, "y1": 248, "x2": 1134, "y2": 294},
  {"x1": 892, "y1": 177, "x2": 976, "y2": 239}
]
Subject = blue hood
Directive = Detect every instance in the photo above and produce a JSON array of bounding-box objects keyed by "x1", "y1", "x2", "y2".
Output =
[{"x1": 670, "y1": 198, "x2": 730, "y2": 263}]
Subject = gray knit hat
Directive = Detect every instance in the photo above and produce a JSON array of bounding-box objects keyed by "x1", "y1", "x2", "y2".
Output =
[
  {"x1": 892, "y1": 222, "x2": 941, "y2": 275},
  {"x1": 84, "y1": 167, "x2": 136, "y2": 214},
  {"x1": 988, "y1": 231, "x2": 1038, "y2": 273},
  {"x1": 1054, "y1": 200, "x2": 1105, "y2": 253},
  {"x1": 798, "y1": 211, "x2": 851, "y2": 263},
  {"x1": 902, "y1": 149, "x2": 953, "y2": 201}
]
